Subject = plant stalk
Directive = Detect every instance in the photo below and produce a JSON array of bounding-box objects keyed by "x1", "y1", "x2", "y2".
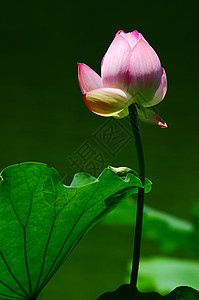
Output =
[{"x1": 128, "y1": 104, "x2": 145, "y2": 289}]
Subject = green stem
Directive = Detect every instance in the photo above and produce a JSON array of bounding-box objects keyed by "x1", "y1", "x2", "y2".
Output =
[{"x1": 128, "y1": 104, "x2": 145, "y2": 289}]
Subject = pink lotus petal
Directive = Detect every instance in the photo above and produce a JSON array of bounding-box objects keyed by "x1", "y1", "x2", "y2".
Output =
[
  {"x1": 118, "y1": 30, "x2": 144, "y2": 49},
  {"x1": 78, "y1": 63, "x2": 103, "y2": 94},
  {"x1": 131, "y1": 30, "x2": 140, "y2": 39},
  {"x1": 125, "y1": 32, "x2": 139, "y2": 49},
  {"x1": 83, "y1": 87, "x2": 134, "y2": 117},
  {"x1": 146, "y1": 68, "x2": 167, "y2": 107},
  {"x1": 139, "y1": 33, "x2": 150, "y2": 45},
  {"x1": 137, "y1": 105, "x2": 167, "y2": 128},
  {"x1": 128, "y1": 38, "x2": 162, "y2": 106},
  {"x1": 101, "y1": 30, "x2": 139, "y2": 69},
  {"x1": 101, "y1": 34, "x2": 131, "y2": 90},
  {"x1": 117, "y1": 30, "x2": 126, "y2": 37}
]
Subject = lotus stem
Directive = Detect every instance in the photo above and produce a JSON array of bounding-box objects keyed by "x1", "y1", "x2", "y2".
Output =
[{"x1": 128, "y1": 103, "x2": 145, "y2": 290}]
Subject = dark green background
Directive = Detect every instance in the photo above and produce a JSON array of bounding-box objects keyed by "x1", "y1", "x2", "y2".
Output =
[{"x1": 0, "y1": 0, "x2": 198, "y2": 299}]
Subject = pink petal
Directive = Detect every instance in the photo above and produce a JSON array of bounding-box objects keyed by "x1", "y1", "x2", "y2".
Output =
[
  {"x1": 125, "y1": 32, "x2": 139, "y2": 49},
  {"x1": 137, "y1": 105, "x2": 167, "y2": 128},
  {"x1": 83, "y1": 87, "x2": 134, "y2": 117},
  {"x1": 139, "y1": 32, "x2": 150, "y2": 45},
  {"x1": 117, "y1": 30, "x2": 139, "y2": 49},
  {"x1": 78, "y1": 63, "x2": 103, "y2": 94},
  {"x1": 146, "y1": 68, "x2": 167, "y2": 107},
  {"x1": 101, "y1": 33, "x2": 131, "y2": 90},
  {"x1": 131, "y1": 30, "x2": 140, "y2": 39},
  {"x1": 128, "y1": 38, "x2": 162, "y2": 106}
]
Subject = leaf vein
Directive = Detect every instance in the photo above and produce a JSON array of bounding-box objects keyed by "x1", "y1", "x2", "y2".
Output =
[
  {"x1": 0, "y1": 292, "x2": 21, "y2": 299},
  {"x1": 34, "y1": 215, "x2": 57, "y2": 293},
  {"x1": 0, "y1": 280, "x2": 24, "y2": 298},
  {"x1": 38, "y1": 186, "x2": 100, "y2": 291},
  {"x1": 23, "y1": 228, "x2": 32, "y2": 294},
  {"x1": 0, "y1": 251, "x2": 28, "y2": 296}
]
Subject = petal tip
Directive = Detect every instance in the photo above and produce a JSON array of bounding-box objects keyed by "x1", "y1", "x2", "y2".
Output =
[
  {"x1": 158, "y1": 121, "x2": 168, "y2": 128},
  {"x1": 132, "y1": 30, "x2": 140, "y2": 39},
  {"x1": 117, "y1": 30, "x2": 125, "y2": 35},
  {"x1": 78, "y1": 63, "x2": 102, "y2": 94},
  {"x1": 77, "y1": 62, "x2": 84, "y2": 67}
]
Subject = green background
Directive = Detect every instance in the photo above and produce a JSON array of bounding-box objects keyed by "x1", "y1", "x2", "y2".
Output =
[{"x1": 0, "y1": 0, "x2": 198, "y2": 299}]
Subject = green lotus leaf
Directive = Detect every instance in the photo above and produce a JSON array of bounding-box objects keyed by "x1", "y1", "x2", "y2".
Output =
[
  {"x1": 97, "y1": 284, "x2": 199, "y2": 299},
  {"x1": 0, "y1": 162, "x2": 151, "y2": 299}
]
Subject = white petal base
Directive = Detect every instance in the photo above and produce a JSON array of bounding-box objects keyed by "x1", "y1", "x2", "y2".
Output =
[{"x1": 83, "y1": 88, "x2": 134, "y2": 117}]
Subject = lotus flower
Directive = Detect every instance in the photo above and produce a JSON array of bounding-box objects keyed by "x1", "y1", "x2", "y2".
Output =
[{"x1": 78, "y1": 30, "x2": 167, "y2": 127}]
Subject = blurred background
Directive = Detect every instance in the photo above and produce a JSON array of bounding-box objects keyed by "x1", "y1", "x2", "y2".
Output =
[{"x1": 0, "y1": 0, "x2": 199, "y2": 299}]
